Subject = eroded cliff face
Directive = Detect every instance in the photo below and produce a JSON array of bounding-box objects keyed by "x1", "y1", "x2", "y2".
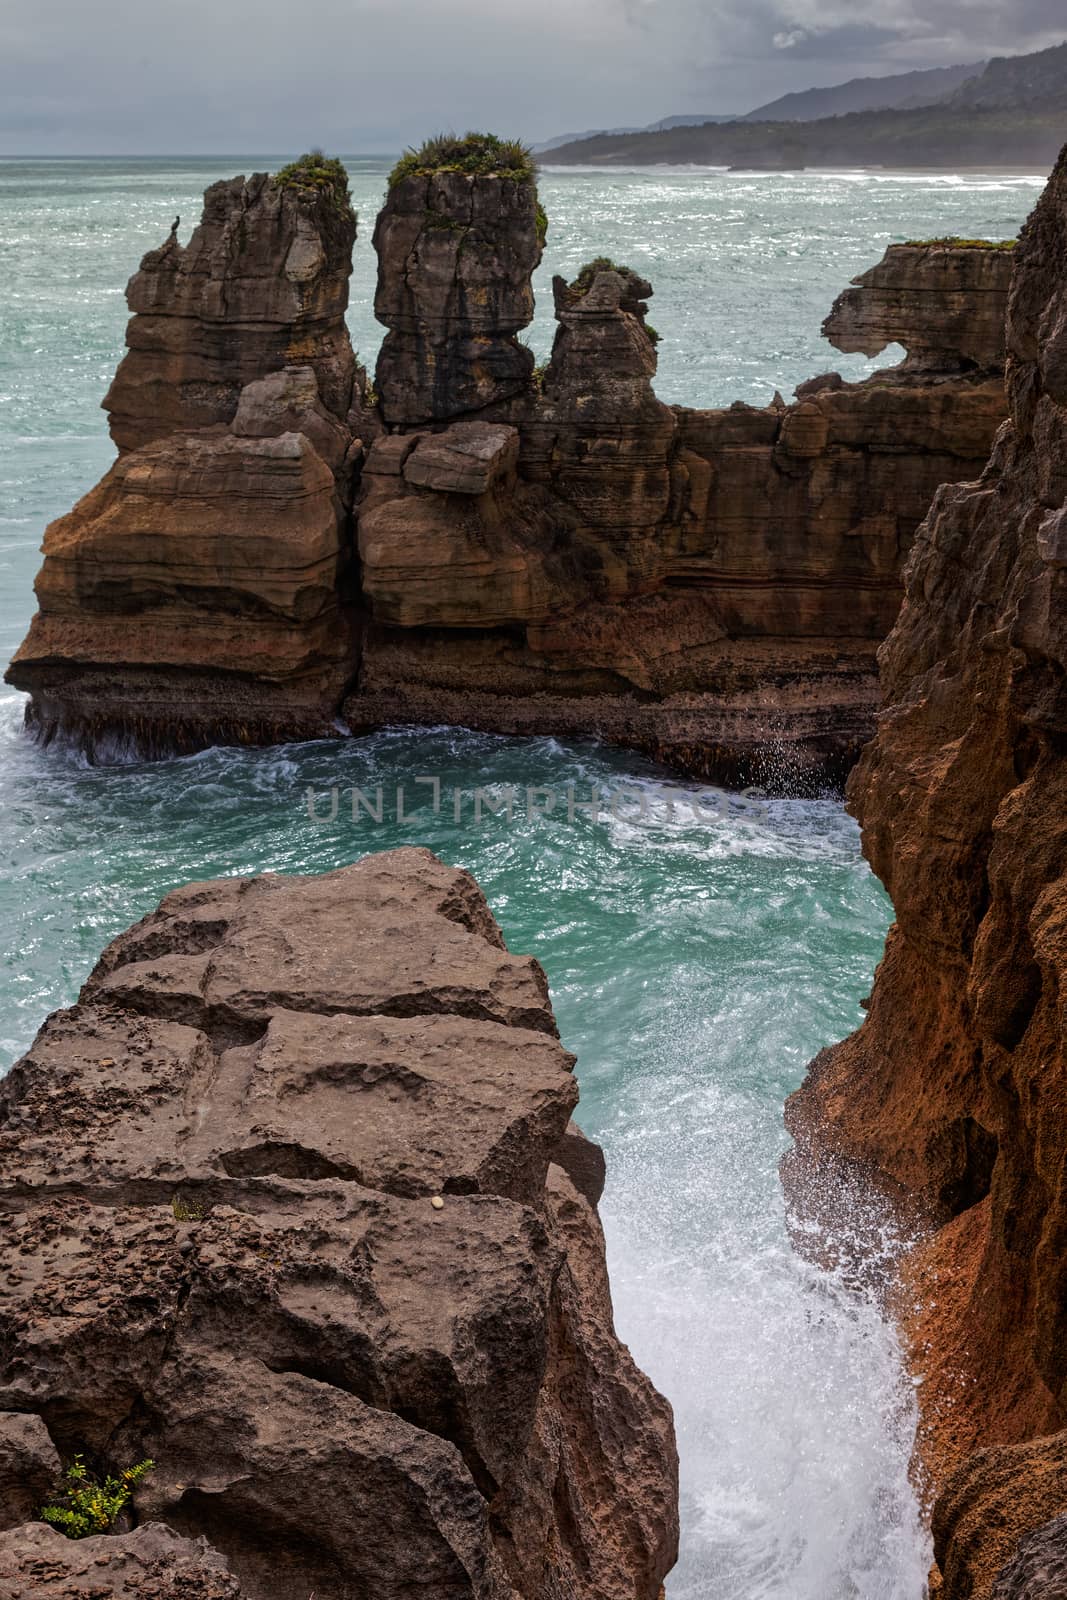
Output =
[
  {"x1": 373, "y1": 168, "x2": 544, "y2": 427},
  {"x1": 5, "y1": 166, "x2": 367, "y2": 754},
  {"x1": 104, "y1": 171, "x2": 358, "y2": 451},
  {"x1": 350, "y1": 225, "x2": 1009, "y2": 787},
  {"x1": 786, "y1": 151, "x2": 1067, "y2": 1597},
  {"x1": 6, "y1": 155, "x2": 1012, "y2": 780},
  {"x1": 0, "y1": 848, "x2": 679, "y2": 1600},
  {"x1": 823, "y1": 240, "x2": 1012, "y2": 372}
]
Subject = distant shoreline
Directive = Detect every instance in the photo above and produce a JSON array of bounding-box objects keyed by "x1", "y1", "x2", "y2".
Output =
[{"x1": 539, "y1": 161, "x2": 1047, "y2": 178}]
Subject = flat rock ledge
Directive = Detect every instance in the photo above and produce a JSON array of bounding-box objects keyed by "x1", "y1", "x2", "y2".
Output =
[{"x1": 0, "y1": 847, "x2": 678, "y2": 1600}]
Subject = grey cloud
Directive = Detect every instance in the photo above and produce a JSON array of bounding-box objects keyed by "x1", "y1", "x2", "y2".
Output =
[{"x1": 0, "y1": 0, "x2": 1062, "y2": 153}]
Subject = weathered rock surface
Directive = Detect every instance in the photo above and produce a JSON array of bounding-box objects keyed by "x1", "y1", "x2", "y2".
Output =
[
  {"x1": 990, "y1": 1512, "x2": 1067, "y2": 1599},
  {"x1": 373, "y1": 169, "x2": 543, "y2": 427},
  {"x1": 6, "y1": 169, "x2": 363, "y2": 754},
  {"x1": 0, "y1": 1521, "x2": 243, "y2": 1599},
  {"x1": 0, "y1": 1414, "x2": 59, "y2": 1528},
  {"x1": 823, "y1": 241, "x2": 1013, "y2": 371},
  {"x1": 351, "y1": 239, "x2": 1007, "y2": 787},
  {"x1": 104, "y1": 173, "x2": 357, "y2": 452},
  {"x1": 933, "y1": 1432, "x2": 1067, "y2": 1600},
  {"x1": 0, "y1": 848, "x2": 678, "y2": 1600},
  {"x1": 7, "y1": 157, "x2": 1011, "y2": 781},
  {"x1": 786, "y1": 147, "x2": 1067, "y2": 1593}
]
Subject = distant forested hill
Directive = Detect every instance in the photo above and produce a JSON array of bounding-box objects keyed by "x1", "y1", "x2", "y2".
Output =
[
  {"x1": 743, "y1": 61, "x2": 983, "y2": 122},
  {"x1": 544, "y1": 41, "x2": 1067, "y2": 169}
]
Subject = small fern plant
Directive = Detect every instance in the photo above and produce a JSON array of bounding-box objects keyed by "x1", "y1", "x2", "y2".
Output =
[{"x1": 41, "y1": 1454, "x2": 154, "y2": 1539}]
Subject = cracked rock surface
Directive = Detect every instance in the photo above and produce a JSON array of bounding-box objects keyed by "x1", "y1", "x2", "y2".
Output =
[{"x1": 0, "y1": 847, "x2": 678, "y2": 1600}]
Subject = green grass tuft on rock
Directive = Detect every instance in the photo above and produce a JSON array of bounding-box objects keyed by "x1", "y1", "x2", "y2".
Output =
[
  {"x1": 569, "y1": 257, "x2": 640, "y2": 295},
  {"x1": 389, "y1": 132, "x2": 538, "y2": 188},
  {"x1": 41, "y1": 1456, "x2": 155, "y2": 1540},
  {"x1": 903, "y1": 236, "x2": 1016, "y2": 249},
  {"x1": 273, "y1": 150, "x2": 352, "y2": 211}
]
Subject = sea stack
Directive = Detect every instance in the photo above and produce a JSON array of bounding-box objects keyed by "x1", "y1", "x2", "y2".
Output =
[
  {"x1": 373, "y1": 135, "x2": 545, "y2": 426},
  {"x1": 786, "y1": 151, "x2": 1067, "y2": 1597},
  {"x1": 5, "y1": 157, "x2": 365, "y2": 755},
  {"x1": 349, "y1": 230, "x2": 1012, "y2": 787},
  {"x1": 0, "y1": 848, "x2": 680, "y2": 1599},
  {"x1": 6, "y1": 146, "x2": 1015, "y2": 783}
]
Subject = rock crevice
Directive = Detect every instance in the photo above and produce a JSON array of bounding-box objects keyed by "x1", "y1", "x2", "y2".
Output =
[{"x1": 786, "y1": 148, "x2": 1067, "y2": 1598}]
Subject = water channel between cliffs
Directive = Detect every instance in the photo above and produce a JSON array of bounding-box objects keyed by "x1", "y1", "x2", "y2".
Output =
[
  {"x1": 0, "y1": 714, "x2": 930, "y2": 1596},
  {"x1": 2, "y1": 155, "x2": 1039, "y2": 1598}
]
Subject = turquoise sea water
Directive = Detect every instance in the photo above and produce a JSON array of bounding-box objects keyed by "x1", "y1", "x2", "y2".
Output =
[{"x1": 0, "y1": 158, "x2": 1046, "y2": 1596}]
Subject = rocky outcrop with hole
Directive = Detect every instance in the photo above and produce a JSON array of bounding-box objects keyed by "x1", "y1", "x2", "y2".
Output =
[
  {"x1": 823, "y1": 241, "x2": 1013, "y2": 372},
  {"x1": 0, "y1": 848, "x2": 678, "y2": 1600},
  {"x1": 786, "y1": 148, "x2": 1067, "y2": 1595}
]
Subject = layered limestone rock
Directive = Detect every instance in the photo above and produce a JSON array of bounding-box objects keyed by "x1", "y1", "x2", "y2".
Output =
[
  {"x1": 5, "y1": 163, "x2": 365, "y2": 754},
  {"x1": 373, "y1": 153, "x2": 544, "y2": 427},
  {"x1": 104, "y1": 170, "x2": 358, "y2": 452},
  {"x1": 0, "y1": 848, "x2": 679, "y2": 1600},
  {"x1": 786, "y1": 150, "x2": 1067, "y2": 1594},
  {"x1": 823, "y1": 240, "x2": 1014, "y2": 372},
  {"x1": 349, "y1": 238, "x2": 1008, "y2": 787},
  {"x1": 6, "y1": 149, "x2": 1012, "y2": 780}
]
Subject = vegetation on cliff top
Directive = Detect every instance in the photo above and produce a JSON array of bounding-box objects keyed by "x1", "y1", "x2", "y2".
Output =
[
  {"x1": 389, "y1": 133, "x2": 546, "y2": 242},
  {"x1": 389, "y1": 132, "x2": 537, "y2": 188},
  {"x1": 273, "y1": 150, "x2": 352, "y2": 212},
  {"x1": 569, "y1": 256, "x2": 635, "y2": 294},
  {"x1": 903, "y1": 236, "x2": 1016, "y2": 249},
  {"x1": 565, "y1": 259, "x2": 659, "y2": 341}
]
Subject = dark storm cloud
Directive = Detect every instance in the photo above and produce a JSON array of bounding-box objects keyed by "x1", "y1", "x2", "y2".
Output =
[{"x1": 0, "y1": 0, "x2": 1062, "y2": 153}]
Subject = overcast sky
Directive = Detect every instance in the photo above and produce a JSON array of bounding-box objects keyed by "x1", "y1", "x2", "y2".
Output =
[{"x1": 0, "y1": 0, "x2": 1063, "y2": 154}]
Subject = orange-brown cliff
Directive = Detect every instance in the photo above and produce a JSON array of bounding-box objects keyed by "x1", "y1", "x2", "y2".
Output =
[{"x1": 786, "y1": 147, "x2": 1067, "y2": 1598}]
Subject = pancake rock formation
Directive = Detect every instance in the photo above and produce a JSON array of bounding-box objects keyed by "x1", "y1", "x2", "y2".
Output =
[
  {"x1": 0, "y1": 847, "x2": 679, "y2": 1599},
  {"x1": 786, "y1": 148, "x2": 1067, "y2": 1597},
  {"x1": 373, "y1": 147, "x2": 545, "y2": 426},
  {"x1": 6, "y1": 158, "x2": 366, "y2": 754},
  {"x1": 350, "y1": 231, "x2": 1009, "y2": 786},
  {"x1": 7, "y1": 141, "x2": 1013, "y2": 782}
]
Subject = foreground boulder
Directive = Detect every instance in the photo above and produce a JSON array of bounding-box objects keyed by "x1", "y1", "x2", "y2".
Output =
[
  {"x1": 786, "y1": 148, "x2": 1067, "y2": 1594},
  {"x1": 0, "y1": 848, "x2": 678, "y2": 1600}
]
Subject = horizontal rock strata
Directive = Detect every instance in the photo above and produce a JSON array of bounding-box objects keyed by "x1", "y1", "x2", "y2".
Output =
[
  {"x1": 350, "y1": 243, "x2": 1009, "y2": 788},
  {"x1": 373, "y1": 168, "x2": 544, "y2": 427},
  {"x1": 786, "y1": 146, "x2": 1067, "y2": 1595},
  {"x1": 823, "y1": 240, "x2": 1012, "y2": 371},
  {"x1": 6, "y1": 167, "x2": 366, "y2": 754},
  {"x1": 7, "y1": 158, "x2": 1014, "y2": 782},
  {"x1": 0, "y1": 848, "x2": 678, "y2": 1600}
]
